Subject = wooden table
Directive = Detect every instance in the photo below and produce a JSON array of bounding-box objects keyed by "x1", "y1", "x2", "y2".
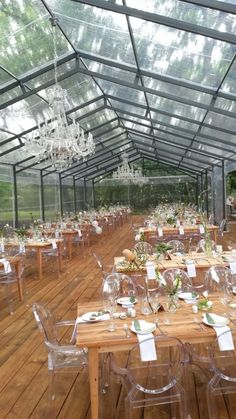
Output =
[
  {"x1": 142, "y1": 224, "x2": 218, "y2": 243},
  {"x1": 0, "y1": 256, "x2": 24, "y2": 301},
  {"x1": 114, "y1": 253, "x2": 229, "y2": 279},
  {"x1": 25, "y1": 240, "x2": 63, "y2": 280},
  {"x1": 76, "y1": 295, "x2": 230, "y2": 419}
]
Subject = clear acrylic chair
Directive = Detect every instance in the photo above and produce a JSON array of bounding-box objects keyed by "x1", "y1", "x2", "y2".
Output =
[
  {"x1": 218, "y1": 218, "x2": 227, "y2": 237},
  {"x1": 124, "y1": 334, "x2": 188, "y2": 419},
  {"x1": 0, "y1": 256, "x2": 25, "y2": 314},
  {"x1": 167, "y1": 240, "x2": 185, "y2": 254},
  {"x1": 162, "y1": 268, "x2": 192, "y2": 293},
  {"x1": 93, "y1": 252, "x2": 115, "y2": 279},
  {"x1": 207, "y1": 328, "x2": 236, "y2": 418},
  {"x1": 196, "y1": 238, "x2": 216, "y2": 253},
  {"x1": 32, "y1": 303, "x2": 87, "y2": 403},
  {"x1": 204, "y1": 266, "x2": 233, "y2": 294},
  {"x1": 134, "y1": 241, "x2": 153, "y2": 255}
]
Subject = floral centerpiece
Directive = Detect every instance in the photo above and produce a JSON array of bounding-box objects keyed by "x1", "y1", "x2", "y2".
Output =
[
  {"x1": 157, "y1": 271, "x2": 182, "y2": 312},
  {"x1": 155, "y1": 243, "x2": 172, "y2": 260}
]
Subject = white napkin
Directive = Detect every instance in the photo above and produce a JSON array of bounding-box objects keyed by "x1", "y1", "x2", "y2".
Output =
[
  {"x1": 0, "y1": 242, "x2": 5, "y2": 253},
  {"x1": 137, "y1": 333, "x2": 157, "y2": 362},
  {"x1": 214, "y1": 326, "x2": 234, "y2": 351},
  {"x1": 0, "y1": 258, "x2": 12, "y2": 273},
  {"x1": 77, "y1": 229, "x2": 82, "y2": 237},
  {"x1": 70, "y1": 314, "x2": 110, "y2": 342}
]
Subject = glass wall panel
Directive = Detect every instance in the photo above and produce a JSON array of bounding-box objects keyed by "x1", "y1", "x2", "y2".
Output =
[
  {"x1": 0, "y1": 164, "x2": 14, "y2": 226},
  {"x1": 61, "y1": 177, "x2": 74, "y2": 214},
  {"x1": 75, "y1": 180, "x2": 85, "y2": 211},
  {"x1": 43, "y1": 173, "x2": 60, "y2": 221},
  {"x1": 17, "y1": 169, "x2": 41, "y2": 226},
  {"x1": 85, "y1": 180, "x2": 94, "y2": 210}
]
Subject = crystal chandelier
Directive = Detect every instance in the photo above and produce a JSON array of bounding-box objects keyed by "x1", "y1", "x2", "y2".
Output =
[
  {"x1": 112, "y1": 153, "x2": 147, "y2": 185},
  {"x1": 26, "y1": 17, "x2": 95, "y2": 171}
]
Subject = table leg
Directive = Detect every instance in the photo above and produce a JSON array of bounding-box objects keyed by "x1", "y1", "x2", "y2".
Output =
[
  {"x1": 88, "y1": 348, "x2": 99, "y2": 419},
  {"x1": 15, "y1": 260, "x2": 23, "y2": 301},
  {"x1": 36, "y1": 248, "x2": 43, "y2": 280},
  {"x1": 58, "y1": 242, "x2": 63, "y2": 272},
  {"x1": 213, "y1": 228, "x2": 217, "y2": 244}
]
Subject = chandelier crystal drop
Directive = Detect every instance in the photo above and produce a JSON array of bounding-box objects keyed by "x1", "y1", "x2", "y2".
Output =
[
  {"x1": 112, "y1": 153, "x2": 147, "y2": 185},
  {"x1": 26, "y1": 17, "x2": 95, "y2": 171}
]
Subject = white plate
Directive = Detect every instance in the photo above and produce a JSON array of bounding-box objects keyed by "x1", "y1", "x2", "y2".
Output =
[
  {"x1": 117, "y1": 297, "x2": 137, "y2": 305},
  {"x1": 131, "y1": 320, "x2": 156, "y2": 335},
  {"x1": 202, "y1": 313, "x2": 228, "y2": 327},
  {"x1": 81, "y1": 311, "x2": 105, "y2": 322},
  {"x1": 178, "y1": 292, "x2": 198, "y2": 300}
]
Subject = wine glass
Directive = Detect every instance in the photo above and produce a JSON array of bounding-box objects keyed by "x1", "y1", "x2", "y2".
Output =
[{"x1": 102, "y1": 275, "x2": 118, "y2": 332}]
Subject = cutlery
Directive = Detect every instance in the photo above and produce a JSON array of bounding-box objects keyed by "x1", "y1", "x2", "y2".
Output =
[
  {"x1": 123, "y1": 323, "x2": 131, "y2": 338},
  {"x1": 155, "y1": 319, "x2": 165, "y2": 334}
]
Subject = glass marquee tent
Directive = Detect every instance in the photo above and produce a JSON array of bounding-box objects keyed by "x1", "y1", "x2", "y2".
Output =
[{"x1": 0, "y1": 0, "x2": 236, "y2": 224}]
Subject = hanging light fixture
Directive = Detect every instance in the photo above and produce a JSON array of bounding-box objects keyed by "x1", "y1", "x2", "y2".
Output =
[
  {"x1": 26, "y1": 16, "x2": 95, "y2": 171},
  {"x1": 112, "y1": 153, "x2": 147, "y2": 185}
]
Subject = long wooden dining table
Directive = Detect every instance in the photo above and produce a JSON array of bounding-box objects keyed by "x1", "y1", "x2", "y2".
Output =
[
  {"x1": 114, "y1": 253, "x2": 230, "y2": 285},
  {"x1": 142, "y1": 224, "x2": 218, "y2": 243},
  {"x1": 76, "y1": 293, "x2": 233, "y2": 419}
]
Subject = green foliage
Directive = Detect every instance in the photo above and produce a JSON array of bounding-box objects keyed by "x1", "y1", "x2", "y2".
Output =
[{"x1": 155, "y1": 243, "x2": 172, "y2": 254}]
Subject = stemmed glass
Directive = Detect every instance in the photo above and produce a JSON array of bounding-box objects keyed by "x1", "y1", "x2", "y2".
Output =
[{"x1": 102, "y1": 275, "x2": 118, "y2": 332}]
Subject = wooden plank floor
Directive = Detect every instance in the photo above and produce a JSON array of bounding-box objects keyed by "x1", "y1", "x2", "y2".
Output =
[{"x1": 0, "y1": 216, "x2": 235, "y2": 419}]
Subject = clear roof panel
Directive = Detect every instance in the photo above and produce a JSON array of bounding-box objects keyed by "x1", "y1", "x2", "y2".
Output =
[
  {"x1": 143, "y1": 76, "x2": 212, "y2": 105},
  {"x1": 220, "y1": 60, "x2": 236, "y2": 94},
  {"x1": 109, "y1": 99, "x2": 147, "y2": 116},
  {"x1": 0, "y1": 0, "x2": 236, "y2": 176},
  {"x1": 128, "y1": 0, "x2": 236, "y2": 35},
  {"x1": 48, "y1": 0, "x2": 136, "y2": 66},
  {"x1": 0, "y1": 2, "x2": 72, "y2": 79},
  {"x1": 1, "y1": 95, "x2": 51, "y2": 135},
  {"x1": 147, "y1": 93, "x2": 206, "y2": 121},
  {"x1": 130, "y1": 16, "x2": 236, "y2": 87}
]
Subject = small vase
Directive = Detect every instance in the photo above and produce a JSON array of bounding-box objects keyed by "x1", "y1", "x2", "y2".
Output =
[{"x1": 167, "y1": 293, "x2": 178, "y2": 313}]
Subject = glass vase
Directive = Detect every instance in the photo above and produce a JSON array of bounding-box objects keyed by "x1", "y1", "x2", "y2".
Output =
[{"x1": 167, "y1": 293, "x2": 178, "y2": 313}]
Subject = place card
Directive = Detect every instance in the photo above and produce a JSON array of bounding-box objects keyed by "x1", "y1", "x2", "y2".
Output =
[
  {"x1": 51, "y1": 240, "x2": 57, "y2": 249},
  {"x1": 179, "y1": 226, "x2": 184, "y2": 235},
  {"x1": 146, "y1": 261, "x2": 156, "y2": 280},
  {"x1": 199, "y1": 225, "x2": 205, "y2": 234},
  {"x1": 186, "y1": 262, "x2": 196, "y2": 277},
  {"x1": 229, "y1": 261, "x2": 236, "y2": 274},
  {"x1": 157, "y1": 227, "x2": 163, "y2": 237}
]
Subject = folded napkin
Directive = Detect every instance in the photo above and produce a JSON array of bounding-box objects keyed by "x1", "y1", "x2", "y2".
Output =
[
  {"x1": 214, "y1": 326, "x2": 234, "y2": 351},
  {"x1": 137, "y1": 333, "x2": 157, "y2": 362},
  {"x1": 70, "y1": 314, "x2": 110, "y2": 343},
  {"x1": 0, "y1": 258, "x2": 12, "y2": 274}
]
